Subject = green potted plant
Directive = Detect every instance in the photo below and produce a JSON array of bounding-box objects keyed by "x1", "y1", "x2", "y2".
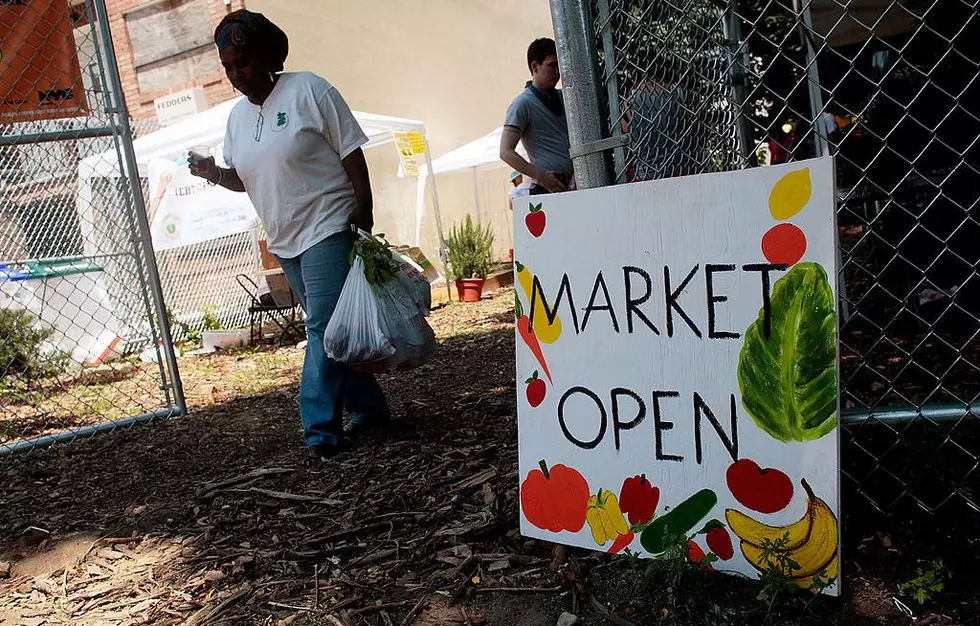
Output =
[{"x1": 447, "y1": 215, "x2": 494, "y2": 302}]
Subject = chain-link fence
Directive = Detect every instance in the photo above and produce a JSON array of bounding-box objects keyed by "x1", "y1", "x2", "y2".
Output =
[
  {"x1": 155, "y1": 230, "x2": 259, "y2": 337},
  {"x1": 552, "y1": 0, "x2": 979, "y2": 514},
  {"x1": 1, "y1": 0, "x2": 183, "y2": 454}
]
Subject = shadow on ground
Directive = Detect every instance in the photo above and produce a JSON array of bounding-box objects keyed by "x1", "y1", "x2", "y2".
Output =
[{"x1": 0, "y1": 289, "x2": 978, "y2": 625}]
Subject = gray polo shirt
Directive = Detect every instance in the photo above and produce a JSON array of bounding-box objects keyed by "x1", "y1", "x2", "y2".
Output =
[{"x1": 504, "y1": 88, "x2": 573, "y2": 177}]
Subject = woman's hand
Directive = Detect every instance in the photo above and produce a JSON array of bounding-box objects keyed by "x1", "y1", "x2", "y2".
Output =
[
  {"x1": 348, "y1": 208, "x2": 373, "y2": 233},
  {"x1": 188, "y1": 157, "x2": 247, "y2": 192},
  {"x1": 188, "y1": 155, "x2": 218, "y2": 182}
]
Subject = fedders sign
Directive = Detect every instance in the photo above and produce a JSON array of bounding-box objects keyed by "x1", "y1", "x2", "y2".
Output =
[
  {"x1": 154, "y1": 88, "x2": 208, "y2": 125},
  {"x1": 514, "y1": 158, "x2": 842, "y2": 595}
]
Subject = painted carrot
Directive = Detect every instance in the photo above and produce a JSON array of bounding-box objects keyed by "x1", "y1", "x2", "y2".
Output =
[
  {"x1": 608, "y1": 530, "x2": 635, "y2": 555},
  {"x1": 516, "y1": 293, "x2": 553, "y2": 383}
]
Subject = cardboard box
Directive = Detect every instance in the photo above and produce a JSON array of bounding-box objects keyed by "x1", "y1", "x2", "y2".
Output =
[
  {"x1": 259, "y1": 268, "x2": 296, "y2": 307},
  {"x1": 395, "y1": 246, "x2": 440, "y2": 283}
]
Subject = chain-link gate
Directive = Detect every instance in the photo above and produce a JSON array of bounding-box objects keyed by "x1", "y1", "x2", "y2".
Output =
[
  {"x1": 1, "y1": 0, "x2": 184, "y2": 454},
  {"x1": 551, "y1": 0, "x2": 979, "y2": 514},
  {"x1": 155, "y1": 230, "x2": 259, "y2": 337}
]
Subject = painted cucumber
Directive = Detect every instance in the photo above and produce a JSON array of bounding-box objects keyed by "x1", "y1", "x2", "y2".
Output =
[{"x1": 640, "y1": 489, "x2": 718, "y2": 555}]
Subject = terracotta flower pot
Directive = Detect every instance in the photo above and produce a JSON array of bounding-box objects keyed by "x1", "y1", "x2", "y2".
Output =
[{"x1": 455, "y1": 278, "x2": 486, "y2": 303}]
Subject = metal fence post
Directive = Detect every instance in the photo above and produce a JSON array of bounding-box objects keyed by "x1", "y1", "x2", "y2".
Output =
[
  {"x1": 550, "y1": 0, "x2": 611, "y2": 190},
  {"x1": 595, "y1": 0, "x2": 627, "y2": 184},
  {"x1": 721, "y1": 0, "x2": 756, "y2": 166},
  {"x1": 92, "y1": 0, "x2": 186, "y2": 415},
  {"x1": 795, "y1": 0, "x2": 828, "y2": 158}
]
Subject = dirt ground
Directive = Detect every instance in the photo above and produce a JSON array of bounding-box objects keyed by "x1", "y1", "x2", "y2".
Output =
[{"x1": 1, "y1": 288, "x2": 978, "y2": 626}]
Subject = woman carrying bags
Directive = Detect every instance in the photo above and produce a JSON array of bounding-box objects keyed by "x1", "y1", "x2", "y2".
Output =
[{"x1": 188, "y1": 10, "x2": 389, "y2": 461}]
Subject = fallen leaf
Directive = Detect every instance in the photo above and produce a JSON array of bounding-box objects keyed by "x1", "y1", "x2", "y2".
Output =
[
  {"x1": 98, "y1": 549, "x2": 125, "y2": 561},
  {"x1": 488, "y1": 560, "x2": 509, "y2": 573}
]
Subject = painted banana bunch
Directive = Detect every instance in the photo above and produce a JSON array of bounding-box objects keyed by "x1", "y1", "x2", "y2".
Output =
[{"x1": 726, "y1": 479, "x2": 838, "y2": 588}]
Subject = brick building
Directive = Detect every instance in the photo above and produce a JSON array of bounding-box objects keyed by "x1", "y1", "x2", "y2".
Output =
[
  {"x1": 97, "y1": 0, "x2": 246, "y2": 124},
  {"x1": 79, "y1": 0, "x2": 555, "y2": 261}
]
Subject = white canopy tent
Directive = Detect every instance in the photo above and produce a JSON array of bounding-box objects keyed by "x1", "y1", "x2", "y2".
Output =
[
  {"x1": 79, "y1": 96, "x2": 428, "y2": 178},
  {"x1": 77, "y1": 96, "x2": 439, "y2": 255},
  {"x1": 810, "y1": 0, "x2": 917, "y2": 47},
  {"x1": 420, "y1": 127, "x2": 527, "y2": 177},
  {"x1": 408, "y1": 126, "x2": 526, "y2": 229},
  {"x1": 74, "y1": 98, "x2": 440, "y2": 346}
]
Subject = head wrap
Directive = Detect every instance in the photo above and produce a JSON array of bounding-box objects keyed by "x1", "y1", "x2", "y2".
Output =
[{"x1": 214, "y1": 10, "x2": 289, "y2": 73}]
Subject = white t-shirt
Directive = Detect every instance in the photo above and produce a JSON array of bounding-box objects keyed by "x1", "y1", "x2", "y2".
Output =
[{"x1": 224, "y1": 72, "x2": 368, "y2": 258}]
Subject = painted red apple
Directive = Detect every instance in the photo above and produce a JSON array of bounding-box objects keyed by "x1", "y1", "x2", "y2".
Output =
[
  {"x1": 726, "y1": 458, "x2": 794, "y2": 514},
  {"x1": 525, "y1": 370, "x2": 546, "y2": 407},
  {"x1": 525, "y1": 203, "x2": 546, "y2": 237}
]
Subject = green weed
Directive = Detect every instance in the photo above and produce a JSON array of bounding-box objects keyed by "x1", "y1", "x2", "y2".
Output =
[{"x1": 900, "y1": 559, "x2": 950, "y2": 605}]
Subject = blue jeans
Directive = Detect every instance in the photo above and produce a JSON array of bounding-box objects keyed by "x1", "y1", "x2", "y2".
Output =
[{"x1": 276, "y1": 231, "x2": 389, "y2": 448}]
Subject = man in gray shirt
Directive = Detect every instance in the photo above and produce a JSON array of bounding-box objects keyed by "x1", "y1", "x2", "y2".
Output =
[{"x1": 499, "y1": 38, "x2": 573, "y2": 195}]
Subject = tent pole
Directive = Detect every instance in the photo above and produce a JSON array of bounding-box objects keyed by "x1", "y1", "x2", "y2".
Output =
[
  {"x1": 415, "y1": 175, "x2": 426, "y2": 247},
  {"x1": 420, "y1": 135, "x2": 452, "y2": 302},
  {"x1": 471, "y1": 167, "x2": 483, "y2": 225}
]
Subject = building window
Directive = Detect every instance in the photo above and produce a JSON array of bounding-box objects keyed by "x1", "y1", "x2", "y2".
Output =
[{"x1": 124, "y1": 0, "x2": 217, "y2": 94}]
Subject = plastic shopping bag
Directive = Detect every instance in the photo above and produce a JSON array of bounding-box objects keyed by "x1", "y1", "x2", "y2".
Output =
[
  {"x1": 323, "y1": 256, "x2": 396, "y2": 366},
  {"x1": 374, "y1": 277, "x2": 437, "y2": 370},
  {"x1": 390, "y1": 247, "x2": 432, "y2": 315},
  {"x1": 353, "y1": 230, "x2": 432, "y2": 316},
  {"x1": 324, "y1": 255, "x2": 436, "y2": 372}
]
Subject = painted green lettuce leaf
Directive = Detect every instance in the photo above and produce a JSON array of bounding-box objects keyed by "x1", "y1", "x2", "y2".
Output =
[{"x1": 738, "y1": 262, "x2": 837, "y2": 442}]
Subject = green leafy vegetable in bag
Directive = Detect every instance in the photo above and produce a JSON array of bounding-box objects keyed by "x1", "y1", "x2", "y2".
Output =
[
  {"x1": 351, "y1": 234, "x2": 400, "y2": 286},
  {"x1": 737, "y1": 262, "x2": 837, "y2": 442}
]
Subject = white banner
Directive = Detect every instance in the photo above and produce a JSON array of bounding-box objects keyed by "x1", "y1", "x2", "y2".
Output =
[
  {"x1": 515, "y1": 158, "x2": 841, "y2": 595},
  {"x1": 147, "y1": 151, "x2": 258, "y2": 251}
]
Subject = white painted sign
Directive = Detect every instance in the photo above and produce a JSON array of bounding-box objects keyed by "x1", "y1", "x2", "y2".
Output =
[
  {"x1": 514, "y1": 158, "x2": 841, "y2": 595},
  {"x1": 154, "y1": 87, "x2": 208, "y2": 125},
  {"x1": 147, "y1": 149, "x2": 258, "y2": 251}
]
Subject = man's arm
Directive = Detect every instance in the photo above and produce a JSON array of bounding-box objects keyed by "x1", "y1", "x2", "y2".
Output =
[
  {"x1": 499, "y1": 126, "x2": 568, "y2": 193},
  {"x1": 342, "y1": 147, "x2": 374, "y2": 232},
  {"x1": 499, "y1": 126, "x2": 537, "y2": 180}
]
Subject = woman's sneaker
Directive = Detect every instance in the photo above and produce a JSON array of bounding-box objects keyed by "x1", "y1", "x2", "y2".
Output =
[
  {"x1": 308, "y1": 441, "x2": 350, "y2": 462},
  {"x1": 343, "y1": 413, "x2": 391, "y2": 438}
]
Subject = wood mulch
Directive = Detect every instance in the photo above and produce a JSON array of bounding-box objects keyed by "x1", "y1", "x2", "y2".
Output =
[{"x1": 1, "y1": 288, "x2": 977, "y2": 625}]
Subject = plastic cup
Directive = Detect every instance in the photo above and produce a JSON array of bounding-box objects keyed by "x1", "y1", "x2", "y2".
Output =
[{"x1": 188, "y1": 145, "x2": 211, "y2": 163}]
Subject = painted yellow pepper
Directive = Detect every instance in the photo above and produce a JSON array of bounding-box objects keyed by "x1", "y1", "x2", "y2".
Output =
[
  {"x1": 586, "y1": 489, "x2": 631, "y2": 546},
  {"x1": 515, "y1": 261, "x2": 562, "y2": 344}
]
